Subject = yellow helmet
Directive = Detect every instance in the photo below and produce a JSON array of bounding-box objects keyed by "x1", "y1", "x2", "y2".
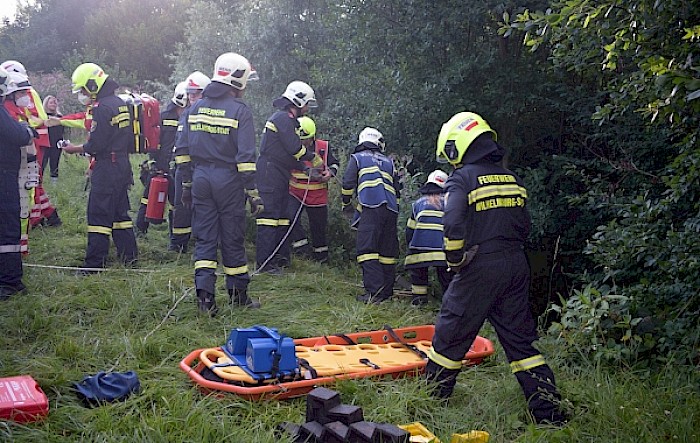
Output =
[
  {"x1": 71, "y1": 63, "x2": 108, "y2": 95},
  {"x1": 436, "y1": 112, "x2": 497, "y2": 166},
  {"x1": 297, "y1": 116, "x2": 316, "y2": 140}
]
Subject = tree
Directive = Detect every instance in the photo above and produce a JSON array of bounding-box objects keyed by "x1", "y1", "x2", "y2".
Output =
[{"x1": 506, "y1": 0, "x2": 700, "y2": 363}]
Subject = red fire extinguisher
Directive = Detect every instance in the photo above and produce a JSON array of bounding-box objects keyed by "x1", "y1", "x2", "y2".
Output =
[{"x1": 145, "y1": 174, "x2": 169, "y2": 224}]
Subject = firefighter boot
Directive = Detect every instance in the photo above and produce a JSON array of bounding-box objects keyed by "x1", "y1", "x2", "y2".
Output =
[
  {"x1": 425, "y1": 359, "x2": 461, "y2": 399},
  {"x1": 196, "y1": 289, "x2": 218, "y2": 317},
  {"x1": 515, "y1": 365, "x2": 567, "y2": 426},
  {"x1": 229, "y1": 288, "x2": 261, "y2": 309}
]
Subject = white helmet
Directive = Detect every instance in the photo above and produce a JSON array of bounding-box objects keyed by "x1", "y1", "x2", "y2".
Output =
[
  {"x1": 212, "y1": 52, "x2": 257, "y2": 90},
  {"x1": 358, "y1": 127, "x2": 385, "y2": 150},
  {"x1": 185, "y1": 71, "x2": 211, "y2": 93},
  {"x1": 274, "y1": 81, "x2": 317, "y2": 109},
  {"x1": 1, "y1": 60, "x2": 26, "y2": 75},
  {"x1": 0, "y1": 67, "x2": 10, "y2": 96},
  {"x1": 426, "y1": 170, "x2": 449, "y2": 188},
  {"x1": 4, "y1": 72, "x2": 31, "y2": 96},
  {"x1": 172, "y1": 81, "x2": 187, "y2": 107}
]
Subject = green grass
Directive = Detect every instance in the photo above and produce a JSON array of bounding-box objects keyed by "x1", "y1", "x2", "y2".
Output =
[{"x1": 1, "y1": 155, "x2": 698, "y2": 442}]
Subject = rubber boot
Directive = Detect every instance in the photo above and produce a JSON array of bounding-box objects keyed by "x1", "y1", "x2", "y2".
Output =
[
  {"x1": 229, "y1": 288, "x2": 260, "y2": 309},
  {"x1": 425, "y1": 359, "x2": 460, "y2": 399},
  {"x1": 196, "y1": 289, "x2": 218, "y2": 316}
]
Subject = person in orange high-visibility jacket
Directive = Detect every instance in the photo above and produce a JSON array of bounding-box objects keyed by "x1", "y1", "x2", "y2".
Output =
[{"x1": 287, "y1": 116, "x2": 339, "y2": 263}]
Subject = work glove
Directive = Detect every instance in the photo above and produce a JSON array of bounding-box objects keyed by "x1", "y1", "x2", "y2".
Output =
[
  {"x1": 446, "y1": 244, "x2": 480, "y2": 273},
  {"x1": 181, "y1": 184, "x2": 193, "y2": 209},
  {"x1": 246, "y1": 188, "x2": 264, "y2": 216}
]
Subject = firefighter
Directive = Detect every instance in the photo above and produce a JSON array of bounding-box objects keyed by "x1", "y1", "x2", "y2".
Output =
[
  {"x1": 404, "y1": 170, "x2": 453, "y2": 306},
  {"x1": 425, "y1": 112, "x2": 566, "y2": 425},
  {"x1": 255, "y1": 81, "x2": 324, "y2": 274},
  {"x1": 0, "y1": 67, "x2": 34, "y2": 299},
  {"x1": 341, "y1": 127, "x2": 400, "y2": 304},
  {"x1": 171, "y1": 71, "x2": 210, "y2": 253},
  {"x1": 3, "y1": 72, "x2": 43, "y2": 256},
  {"x1": 287, "y1": 116, "x2": 339, "y2": 262},
  {"x1": 1, "y1": 60, "x2": 62, "y2": 228},
  {"x1": 180, "y1": 52, "x2": 261, "y2": 316},
  {"x1": 135, "y1": 81, "x2": 187, "y2": 236},
  {"x1": 61, "y1": 63, "x2": 138, "y2": 273}
]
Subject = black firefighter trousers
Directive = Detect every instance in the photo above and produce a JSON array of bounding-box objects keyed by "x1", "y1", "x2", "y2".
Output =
[
  {"x1": 192, "y1": 164, "x2": 250, "y2": 295},
  {"x1": 84, "y1": 157, "x2": 138, "y2": 268},
  {"x1": 428, "y1": 249, "x2": 563, "y2": 423}
]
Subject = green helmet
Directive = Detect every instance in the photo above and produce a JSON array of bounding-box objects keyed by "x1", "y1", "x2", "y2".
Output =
[
  {"x1": 297, "y1": 116, "x2": 316, "y2": 140},
  {"x1": 436, "y1": 112, "x2": 497, "y2": 166},
  {"x1": 71, "y1": 63, "x2": 108, "y2": 96}
]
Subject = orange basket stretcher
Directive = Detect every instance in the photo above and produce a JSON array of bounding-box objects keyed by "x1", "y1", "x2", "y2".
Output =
[{"x1": 179, "y1": 325, "x2": 495, "y2": 400}]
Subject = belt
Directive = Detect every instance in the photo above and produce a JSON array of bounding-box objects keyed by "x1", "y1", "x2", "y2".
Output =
[{"x1": 94, "y1": 152, "x2": 128, "y2": 162}]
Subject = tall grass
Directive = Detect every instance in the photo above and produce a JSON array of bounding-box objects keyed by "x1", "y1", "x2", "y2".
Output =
[{"x1": 1, "y1": 155, "x2": 698, "y2": 442}]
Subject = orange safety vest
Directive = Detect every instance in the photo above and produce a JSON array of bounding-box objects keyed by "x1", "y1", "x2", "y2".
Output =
[{"x1": 289, "y1": 139, "x2": 329, "y2": 207}]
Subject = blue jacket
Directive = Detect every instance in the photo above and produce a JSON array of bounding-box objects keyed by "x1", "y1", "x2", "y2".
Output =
[
  {"x1": 405, "y1": 187, "x2": 447, "y2": 268},
  {"x1": 341, "y1": 145, "x2": 399, "y2": 213}
]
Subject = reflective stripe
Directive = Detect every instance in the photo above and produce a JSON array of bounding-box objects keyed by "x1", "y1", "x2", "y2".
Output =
[
  {"x1": 0, "y1": 244, "x2": 21, "y2": 253},
  {"x1": 88, "y1": 225, "x2": 112, "y2": 235},
  {"x1": 256, "y1": 218, "x2": 278, "y2": 227},
  {"x1": 428, "y1": 348, "x2": 462, "y2": 370},
  {"x1": 111, "y1": 111, "x2": 130, "y2": 126},
  {"x1": 510, "y1": 354, "x2": 546, "y2": 373},
  {"x1": 407, "y1": 218, "x2": 417, "y2": 229},
  {"x1": 172, "y1": 227, "x2": 191, "y2": 234},
  {"x1": 140, "y1": 198, "x2": 149, "y2": 205},
  {"x1": 293, "y1": 146, "x2": 307, "y2": 161},
  {"x1": 175, "y1": 155, "x2": 191, "y2": 164},
  {"x1": 412, "y1": 285, "x2": 428, "y2": 295},
  {"x1": 189, "y1": 114, "x2": 238, "y2": 128},
  {"x1": 195, "y1": 260, "x2": 218, "y2": 270},
  {"x1": 292, "y1": 239, "x2": 309, "y2": 249},
  {"x1": 264, "y1": 121, "x2": 277, "y2": 132},
  {"x1": 357, "y1": 178, "x2": 396, "y2": 195},
  {"x1": 113, "y1": 221, "x2": 133, "y2": 230},
  {"x1": 468, "y1": 184, "x2": 528, "y2": 205},
  {"x1": 357, "y1": 253, "x2": 379, "y2": 263},
  {"x1": 237, "y1": 163, "x2": 255, "y2": 173},
  {"x1": 278, "y1": 219, "x2": 290, "y2": 226},
  {"x1": 378, "y1": 256, "x2": 398, "y2": 265},
  {"x1": 414, "y1": 222, "x2": 443, "y2": 231},
  {"x1": 358, "y1": 166, "x2": 393, "y2": 182},
  {"x1": 223, "y1": 265, "x2": 248, "y2": 276},
  {"x1": 162, "y1": 119, "x2": 179, "y2": 127},
  {"x1": 404, "y1": 251, "x2": 446, "y2": 265},
  {"x1": 289, "y1": 181, "x2": 327, "y2": 190},
  {"x1": 416, "y1": 209, "x2": 444, "y2": 219},
  {"x1": 444, "y1": 238, "x2": 465, "y2": 251},
  {"x1": 313, "y1": 246, "x2": 328, "y2": 253},
  {"x1": 341, "y1": 188, "x2": 354, "y2": 196},
  {"x1": 291, "y1": 172, "x2": 308, "y2": 180}
]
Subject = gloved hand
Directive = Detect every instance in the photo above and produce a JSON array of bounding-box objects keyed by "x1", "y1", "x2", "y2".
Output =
[
  {"x1": 447, "y1": 244, "x2": 480, "y2": 273},
  {"x1": 181, "y1": 185, "x2": 193, "y2": 209},
  {"x1": 246, "y1": 188, "x2": 264, "y2": 216}
]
